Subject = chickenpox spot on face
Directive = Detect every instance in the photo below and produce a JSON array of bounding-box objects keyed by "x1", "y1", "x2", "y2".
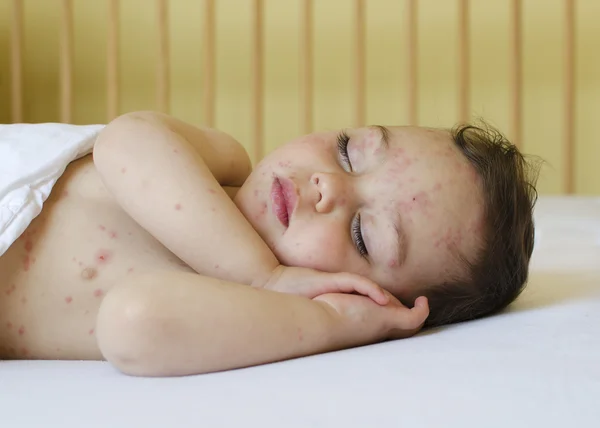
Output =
[
  {"x1": 121, "y1": 167, "x2": 126, "y2": 174},
  {"x1": 388, "y1": 259, "x2": 398, "y2": 269},
  {"x1": 95, "y1": 249, "x2": 113, "y2": 264},
  {"x1": 81, "y1": 267, "x2": 98, "y2": 280},
  {"x1": 175, "y1": 203, "x2": 182, "y2": 211},
  {"x1": 65, "y1": 296, "x2": 73, "y2": 304},
  {"x1": 93, "y1": 289, "x2": 104, "y2": 298},
  {"x1": 278, "y1": 160, "x2": 292, "y2": 168},
  {"x1": 18, "y1": 326, "x2": 25, "y2": 336}
]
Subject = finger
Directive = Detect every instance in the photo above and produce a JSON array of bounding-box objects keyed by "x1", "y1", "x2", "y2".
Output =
[
  {"x1": 404, "y1": 296, "x2": 430, "y2": 330},
  {"x1": 332, "y1": 273, "x2": 389, "y2": 305}
]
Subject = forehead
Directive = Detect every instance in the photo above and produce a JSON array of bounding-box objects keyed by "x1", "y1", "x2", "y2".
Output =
[{"x1": 371, "y1": 126, "x2": 484, "y2": 294}]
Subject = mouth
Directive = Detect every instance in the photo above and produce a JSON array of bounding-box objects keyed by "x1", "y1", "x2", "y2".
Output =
[{"x1": 271, "y1": 176, "x2": 297, "y2": 228}]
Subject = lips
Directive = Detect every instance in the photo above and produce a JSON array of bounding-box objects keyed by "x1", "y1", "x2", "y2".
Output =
[{"x1": 271, "y1": 176, "x2": 297, "y2": 228}]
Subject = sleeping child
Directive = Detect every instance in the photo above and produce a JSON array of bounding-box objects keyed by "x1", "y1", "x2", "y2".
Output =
[{"x1": 0, "y1": 111, "x2": 538, "y2": 376}]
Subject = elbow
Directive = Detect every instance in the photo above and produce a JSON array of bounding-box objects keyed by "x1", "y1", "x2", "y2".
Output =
[
  {"x1": 96, "y1": 280, "x2": 176, "y2": 377},
  {"x1": 93, "y1": 111, "x2": 160, "y2": 176}
]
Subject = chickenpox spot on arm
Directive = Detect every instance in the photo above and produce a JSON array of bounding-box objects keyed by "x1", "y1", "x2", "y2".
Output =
[
  {"x1": 89, "y1": 328, "x2": 95, "y2": 335},
  {"x1": 99, "y1": 225, "x2": 106, "y2": 231},
  {"x1": 22, "y1": 255, "x2": 31, "y2": 271},
  {"x1": 208, "y1": 188, "x2": 217, "y2": 194},
  {"x1": 24, "y1": 240, "x2": 33, "y2": 252},
  {"x1": 65, "y1": 296, "x2": 73, "y2": 304},
  {"x1": 18, "y1": 326, "x2": 25, "y2": 336},
  {"x1": 109, "y1": 231, "x2": 118, "y2": 239}
]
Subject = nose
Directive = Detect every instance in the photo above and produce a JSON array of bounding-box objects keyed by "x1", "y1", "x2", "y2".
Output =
[{"x1": 311, "y1": 171, "x2": 351, "y2": 213}]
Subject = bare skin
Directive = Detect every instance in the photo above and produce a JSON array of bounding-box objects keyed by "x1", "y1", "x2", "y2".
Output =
[{"x1": 0, "y1": 156, "x2": 240, "y2": 360}]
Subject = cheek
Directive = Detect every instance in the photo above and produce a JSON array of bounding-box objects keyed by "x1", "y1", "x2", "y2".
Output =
[{"x1": 277, "y1": 223, "x2": 348, "y2": 272}]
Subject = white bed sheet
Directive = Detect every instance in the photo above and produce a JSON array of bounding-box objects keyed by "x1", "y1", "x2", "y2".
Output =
[{"x1": 1, "y1": 196, "x2": 599, "y2": 428}]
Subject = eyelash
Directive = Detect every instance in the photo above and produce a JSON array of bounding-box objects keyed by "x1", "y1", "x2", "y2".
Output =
[
  {"x1": 336, "y1": 131, "x2": 352, "y2": 171},
  {"x1": 352, "y1": 214, "x2": 368, "y2": 258},
  {"x1": 337, "y1": 131, "x2": 368, "y2": 258}
]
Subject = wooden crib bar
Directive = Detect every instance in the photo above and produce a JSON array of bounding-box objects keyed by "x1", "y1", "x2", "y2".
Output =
[{"x1": 6, "y1": 0, "x2": 580, "y2": 193}]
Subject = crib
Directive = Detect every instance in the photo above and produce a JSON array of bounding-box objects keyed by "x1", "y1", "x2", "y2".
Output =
[{"x1": 1, "y1": 1, "x2": 599, "y2": 427}]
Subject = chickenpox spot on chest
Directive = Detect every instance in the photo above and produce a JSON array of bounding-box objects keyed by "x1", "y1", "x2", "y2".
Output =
[
  {"x1": 81, "y1": 267, "x2": 98, "y2": 280},
  {"x1": 95, "y1": 249, "x2": 113, "y2": 264},
  {"x1": 65, "y1": 296, "x2": 73, "y2": 304}
]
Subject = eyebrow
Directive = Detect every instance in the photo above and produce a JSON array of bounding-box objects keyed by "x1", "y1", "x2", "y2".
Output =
[{"x1": 370, "y1": 125, "x2": 391, "y2": 152}]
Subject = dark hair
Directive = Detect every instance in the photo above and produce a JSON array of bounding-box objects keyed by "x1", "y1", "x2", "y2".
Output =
[{"x1": 423, "y1": 121, "x2": 541, "y2": 327}]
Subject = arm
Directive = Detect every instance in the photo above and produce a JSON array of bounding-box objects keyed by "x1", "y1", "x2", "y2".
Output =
[
  {"x1": 96, "y1": 271, "x2": 429, "y2": 377},
  {"x1": 97, "y1": 271, "x2": 354, "y2": 376},
  {"x1": 93, "y1": 111, "x2": 279, "y2": 285}
]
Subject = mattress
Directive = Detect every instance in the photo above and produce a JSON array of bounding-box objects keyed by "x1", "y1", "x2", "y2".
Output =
[{"x1": 1, "y1": 196, "x2": 599, "y2": 428}]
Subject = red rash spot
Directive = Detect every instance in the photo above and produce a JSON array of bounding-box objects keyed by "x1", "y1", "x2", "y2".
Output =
[
  {"x1": 93, "y1": 289, "x2": 104, "y2": 298},
  {"x1": 173, "y1": 148, "x2": 179, "y2": 153},
  {"x1": 89, "y1": 329, "x2": 95, "y2": 335},
  {"x1": 214, "y1": 264, "x2": 220, "y2": 269},
  {"x1": 63, "y1": 190, "x2": 69, "y2": 197},
  {"x1": 208, "y1": 188, "x2": 217, "y2": 194},
  {"x1": 254, "y1": 190, "x2": 259, "y2": 197},
  {"x1": 297, "y1": 327, "x2": 304, "y2": 342},
  {"x1": 175, "y1": 203, "x2": 182, "y2": 210},
  {"x1": 23, "y1": 255, "x2": 31, "y2": 271},
  {"x1": 278, "y1": 160, "x2": 292, "y2": 168},
  {"x1": 5, "y1": 284, "x2": 16, "y2": 296},
  {"x1": 433, "y1": 183, "x2": 442, "y2": 192},
  {"x1": 388, "y1": 259, "x2": 398, "y2": 268},
  {"x1": 121, "y1": 167, "x2": 126, "y2": 173},
  {"x1": 24, "y1": 240, "x2": 33, "y2": 252},
  {"x1": 21, "y1": 347, "x2": 29, "y2": 356},
  {"x1": 95, "y1": 249, "x2": 113, "y2": 264},
  {"x1": 18, "y1": 326, "x2": 25, "y2": 336},
  {"x1": 21, "y1": 297, "x2": 27, "y2": 305},
  {"x1": 65, "y1": 296, "x2": 73, "y2": 304},
  {"x1": 6, "y1": 322, "x2": 13, "y2": 329},
  {"x1": 127, "y1": 267, "x2": 134, "y2": 273},
  {"x1": 109, "y1": 231, "x2": 118, "y2": 239},
  {"x1": 72, "y1": 257, "x2": 77, "y2": 262},
  {"x1": 339, "y1": 198, "x2": 347, "y2": 206},
  {"x1": 99, "y1": 225, "x2": 106, "y2": 231},
  {"x1": 211, "y1": 207, "x2": 216, "y2": 212}
]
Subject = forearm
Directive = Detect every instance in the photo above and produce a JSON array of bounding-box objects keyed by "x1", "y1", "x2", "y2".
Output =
[
  {"x1": 93, "y1": 113, "x2": 279, "y2": 284},
  {"x1": 96, "y1": 272, "x2": 359, "y2": 377}
]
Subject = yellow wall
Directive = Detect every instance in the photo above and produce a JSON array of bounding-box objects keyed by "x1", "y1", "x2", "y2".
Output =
[{"x1": 0, "y1": 0, "x2": 598, "y2": 194}]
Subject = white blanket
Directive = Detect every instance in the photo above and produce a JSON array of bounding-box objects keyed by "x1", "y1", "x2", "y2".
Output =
[{"x1": 0, "y1": 123, "x2": 104, "y2": 256}]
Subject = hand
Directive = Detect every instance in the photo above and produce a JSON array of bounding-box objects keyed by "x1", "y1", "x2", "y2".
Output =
[
  {"x1": 252, "y1": 265, "x2": 389, "y2": 306},
  {"x1": 315, "y1": 290, "x2": 429, "y2": 342}
]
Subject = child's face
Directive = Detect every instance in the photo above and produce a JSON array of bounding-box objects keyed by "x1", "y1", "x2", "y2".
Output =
[{"x1": 234, "y1": 126, "x2": 484, "y2": 300}]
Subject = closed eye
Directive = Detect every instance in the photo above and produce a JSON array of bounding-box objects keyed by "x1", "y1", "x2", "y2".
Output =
[{"x1": 352, "y1": 213, "x2": 368, "y2": 258}]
